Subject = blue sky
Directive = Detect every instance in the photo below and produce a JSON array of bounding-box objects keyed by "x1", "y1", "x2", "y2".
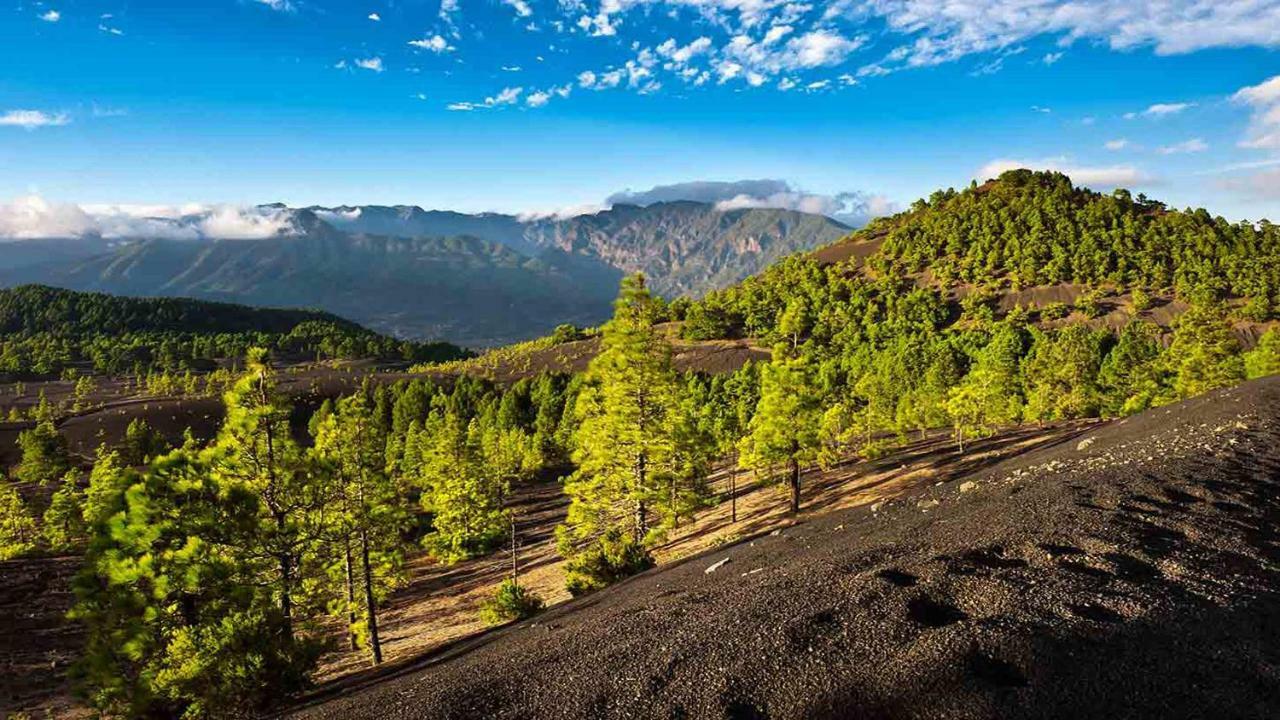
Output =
[{"x1": 2, "y1": 0, "x2": 1279, "y2": 227}]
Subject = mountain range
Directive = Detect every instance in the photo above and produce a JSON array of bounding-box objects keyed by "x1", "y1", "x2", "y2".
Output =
[{"x1": 0, "y1": 202, "x2": 848, "y2": 346}]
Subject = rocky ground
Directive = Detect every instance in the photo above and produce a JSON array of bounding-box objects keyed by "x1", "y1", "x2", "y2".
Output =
[{"x1": 291, "y1": 376, "x2": 1280, "y2": 720}]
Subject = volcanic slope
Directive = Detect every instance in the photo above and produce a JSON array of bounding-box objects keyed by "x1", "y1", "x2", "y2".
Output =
[{"x1": 293, "y1": 375, "x2": 1280, "y2": 720}]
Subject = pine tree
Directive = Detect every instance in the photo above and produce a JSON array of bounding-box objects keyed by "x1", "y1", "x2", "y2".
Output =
[
  {"x1": 42, "y1": 470, "x2": 87, "y2": 551},
  {"x1": 739, "y1": 354, "x2": 824, "y2": 513},
  {"x1": 71, "y1": 450, "x2": 320, "y2": 718},
  {"x1": 203, "y1": 348, "x2": 325, "y2": 643},
  {"x1": 0, "y1": 480, "x2": 37, "y2": 560},
  {"x1": 1244, "y1": 328, "x2": 1280, "y2": 379},
  {"x1": 312, "y1": 391, "x2": 406, "y2": 665},
  {"x1": 561, "y1": 275, "x2": 682, "y2": 552},
  {"x1": 413, "y1": 411, "x2": 507, "y2": 562},
  {"x1": 15, "y1": 419, "x2": 70, "y2": 486},
  {"x1": 1167, "y1": 301, "x2": 1245, "y2": 398}
]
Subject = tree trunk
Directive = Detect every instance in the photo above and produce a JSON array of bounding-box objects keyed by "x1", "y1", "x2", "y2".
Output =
[
  {"x1": 788, "y1": 458, "x2": 801, "y2": 514},
  {"x1": 360, "y1": 529, "x2": 382, "y2": 665},
  {"x1": 633, "y1": 453, "x2": 648, "y2": 542},
  {"x1": 509, "y1": 511, "x2": 519, "y2": 586},
  {"x1": 344, "y1": 537, "x2": 358, "y2": 651},
  {"x1": 730, "y1": 466, "x2": 737, "y2": 524}
]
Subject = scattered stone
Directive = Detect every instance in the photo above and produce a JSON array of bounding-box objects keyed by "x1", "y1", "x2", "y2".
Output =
[
  {"x1": 705, "y1": 558, "x2": 731, "y2": 574},
  {"x1": 918, "y1": 499, "x2": 940, "y2": 510},
  {"x1": 1077, "y1": 437, "x2": 1096, "y2": 451},
  {"x1": 959, "y1": 481, "x2": 977, "y2": 493}
]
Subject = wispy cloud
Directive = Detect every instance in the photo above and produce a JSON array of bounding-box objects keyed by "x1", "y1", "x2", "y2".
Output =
[
  {"x1": 1123, "y1": 102, "x2": 1195, "y2": 119},
  {"x1": 0, "y1": 110, "x2": 70, "y2": 129},
  {"x1": 1232, "y1": 75, "x2": 1280, "y2": 151},
  {"x1": 408, "y1": 35, "x2": 453, "y2": 53},
  {"x1": 976, "y1": 157, "x2": 1153, "y2": 188},
  {"x1": 252, "y1": 0, "x2": 295, "y2": 12},
  {"x1": 355, "y1": 57, "x2": 384, "y2": 73},
  {"x1": 39, "y1": 10, "x2": 61, "y2": 22},
  {"x1": 1104, "y1": 139, "x2": 1130, "y2": 151},
  {"x1": 1157, "y1": 138, "x2": 1207, "y2": 155},
  {"x1": 0, "y1": 196, "x2": 299, "y2": 240}
]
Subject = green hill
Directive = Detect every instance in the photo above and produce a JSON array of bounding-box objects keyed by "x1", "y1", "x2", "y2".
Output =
[{"x1": 0, "y1": 285, "x2": 469, "y2": 378}]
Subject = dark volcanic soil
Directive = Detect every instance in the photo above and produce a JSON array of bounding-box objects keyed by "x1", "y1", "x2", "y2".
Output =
[{"x1": 292, "y1": 376, "x2": 1280, "y2": 720}]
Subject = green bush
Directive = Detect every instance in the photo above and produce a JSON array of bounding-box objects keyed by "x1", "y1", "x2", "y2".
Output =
[
  {"x1": 1130, "y1": 287, "x2": 1152, "y2": 313},
  {"x1": 1238, "y1": 296, "x2": 1273, "y2": 323},
  {"x1": 563, "y1": 528, "x2": 654, "y2": 596},
  {"x1": 479, "y1": 579, "x2": 545, "y2": 625},
  {"x1": 1074, "y1": 290, "x2": 1104, "y2": 319},
  {"x1": 1039, "y1": 302, "x2": 1071, "y2": 321}
]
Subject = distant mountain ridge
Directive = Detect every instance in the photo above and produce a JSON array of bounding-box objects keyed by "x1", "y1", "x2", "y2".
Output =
[
  {"x1": 309, "y1": 200, "x2": 851, "y2": 297},
  {"x1": 0, "y1": 202, "x2": 849, "y2": 346}
]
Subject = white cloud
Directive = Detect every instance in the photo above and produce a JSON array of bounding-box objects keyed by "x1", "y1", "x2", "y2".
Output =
[
  {"x1": 527, "y1": 90, "x2": 551, "y2": 107},
  {"x1": 486, "y1": 86, "x2": 523, "y2": 106},
  {"x1": 788, "y1": 30, "x2": 863, "y2": 68},
  {"x1": 0, "y1": 110, "x2": 70, "y2": 129},
  {"x1": 1031, "y1": 105, "x2": 1051, "y2": 114},
  {"x1": 1124, "y1": 102, "x2": 1195, "y2": 119},
  {"x1": 355, "y1": 57, "x2": 385, "y2": 72},
  {"x1": 504, "y1": 0, "x2": 533, "y2": 18},
  {"x1": 1157, "y1": 138, "x2": 1208, "y2": 155},
  {"x1": 849, "y1": 0, "x2": 1280, "y2": 72},
  {"x1": 1233, "y1": 75, "x2": 1280, "y2": 151},
  {"x1": 0, "y1": 196, "x2": 298, "y2": 240},
  {"x1": 253, "y1": 0, "x2": 295, "y2": 12},
  {"x1": 1216, "y1": 168, "x2": 1280, "y2": 202},
  {"x1": 603, "y1": 179, "x2": 893, "y2": 225},
  {"x1": 976, "y1": 158, "x2": 1152, "y2": 188},
  {"x1": 39, "y1": 10, "x2": 61, "y2": 22},
  {"x1": 368, "y1": 12, "x2": 381, "y2": 21},
  {"x1": 447, "y1": 102, "x2": 479, "y2": 111},
  {"x1": 408, "y1": 34, "x2": 454, "y2": 53},
  {"x1": 1043, "y1": 52, "x2": 1063, "y2": 64},
  {"x1": 516, "y1": 202, "x2": 609, "y2": 221},
  {"x1": 197, "y1": 205, "x2": 298, "y2": 239},
  {"x1": 1104, "y1": 138, "x2": 1130, "y2": 151},
  {"x1": 98, "y1": 23, "x2": 124, "y2": 35}
]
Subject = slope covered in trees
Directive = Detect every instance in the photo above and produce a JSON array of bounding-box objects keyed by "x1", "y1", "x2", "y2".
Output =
[
  {"x1": 0, "y1": 285, "x2": 468, "y2": 378},
  {"x1": 4, "y1": 172, "x2": 1280, "y2": 718}
]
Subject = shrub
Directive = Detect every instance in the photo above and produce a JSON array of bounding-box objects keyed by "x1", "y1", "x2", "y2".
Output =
[
  {"x1": 479, "y1": 579, "x2": 545, "y2": 625},
  {"x1": 1238, "y1": 296, "x2": 1273, "y2": 323},
  {"x1": 563, "y1": 528, "x2": 654, "y2": 597},
  {"x1": 1129, "y1": 287, "x2": 1152, "y2": 313},
  {"x1": 1074, "y1": 290, "x2": 1104, "y2": 319},
  {"x1": 1039, "y1": 302, "x2": 1071, "y2": 321}
]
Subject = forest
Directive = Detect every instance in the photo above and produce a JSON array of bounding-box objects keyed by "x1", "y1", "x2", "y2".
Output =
[
  {"x1": 2, "y1": 171, "x2": 1279, "y2": 718},
  {"x1": 0, "y1": 285, "x2": 470, "y2": 379}
]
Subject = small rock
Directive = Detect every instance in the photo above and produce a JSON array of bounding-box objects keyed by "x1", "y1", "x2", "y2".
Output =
[
  {"x1": 1076, "y1": 437, "x2": 1096, "y2": 451},
  {"x1": 959, "y1": 481, "x2": 977, "y2": 493},
  {"x1": 918, "y1": 499, "x2": 940, "y2": 510},
  {"x1": 705, "y1": 558, "x2": 731, "y2": 574}
]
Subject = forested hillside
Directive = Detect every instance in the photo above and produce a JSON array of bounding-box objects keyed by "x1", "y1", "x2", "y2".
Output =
[
  {"x1": 0, "y1": 285, "x2": 468, "y2": 379},
  {"x1": 4, "y1": 171, "x2": 1279, "y2": 719}
]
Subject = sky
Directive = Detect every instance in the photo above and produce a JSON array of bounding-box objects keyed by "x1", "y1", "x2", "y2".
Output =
[{"x1": 2, "y1": 0, "x2": 1279, "y2": 232}]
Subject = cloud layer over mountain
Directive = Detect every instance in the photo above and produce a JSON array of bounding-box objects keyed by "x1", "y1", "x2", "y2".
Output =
[{"x1": 0, "y1": 196, "x2": 299, "y2": 240}]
